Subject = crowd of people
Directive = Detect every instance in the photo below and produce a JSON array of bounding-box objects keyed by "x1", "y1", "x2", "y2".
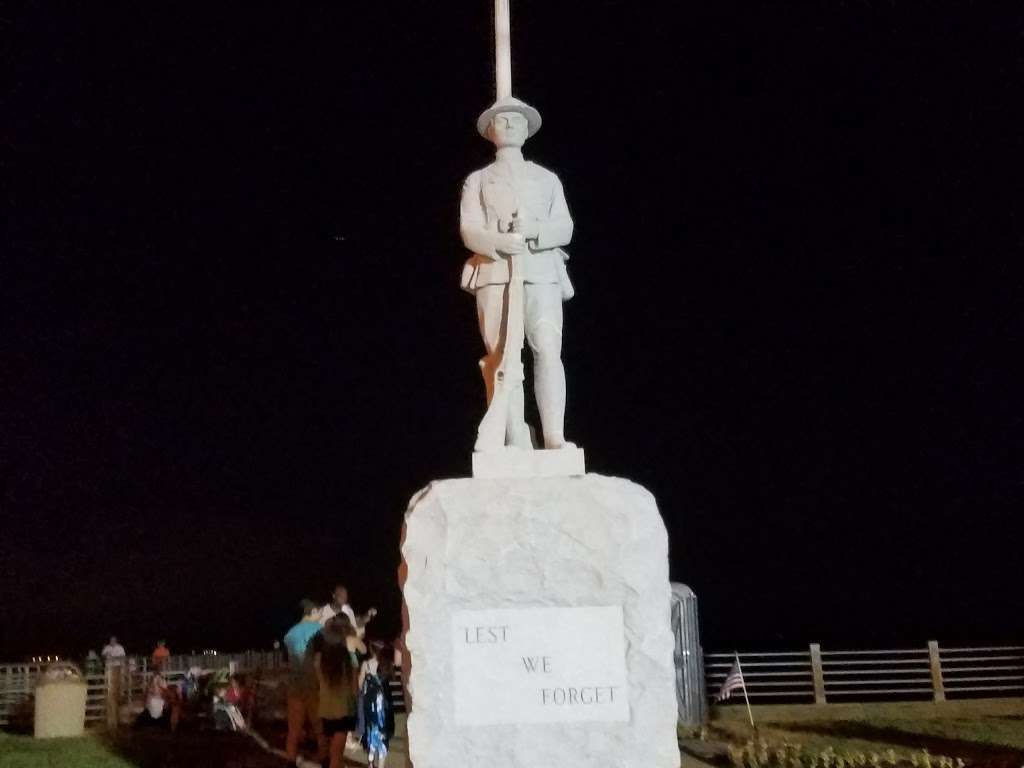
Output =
[
  {"x1": 84, "y1": 583, "x2": 398, "y2": 766},
  {"x1": 283, "y1": 584, "x2": 398, "y2": 768},
  {"x1": 90, "y1": 635, "x2": 168, "y2": 673}
]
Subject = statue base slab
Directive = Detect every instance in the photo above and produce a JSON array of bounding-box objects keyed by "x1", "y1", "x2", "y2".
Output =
[
  {"x1": 472, "y1": 446, "x2": 586, "y2": 478},
  {"x1": 400, "y1": 473, "x2": 680, "y2": 768}
]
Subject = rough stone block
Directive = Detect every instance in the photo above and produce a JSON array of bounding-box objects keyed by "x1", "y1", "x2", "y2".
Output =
[{"x1": 400, "y1": 473, "x2": 680, "y2": 768}]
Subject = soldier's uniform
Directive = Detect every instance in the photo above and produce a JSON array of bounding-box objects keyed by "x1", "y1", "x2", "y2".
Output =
[{"x1": 459, "y1": 157, "x2": 574, "y2": 448}]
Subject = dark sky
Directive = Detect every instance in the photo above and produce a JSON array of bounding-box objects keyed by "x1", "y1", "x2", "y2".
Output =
[{"x1": 2, "y1": 1, "x2": 1022, "y2": 660}]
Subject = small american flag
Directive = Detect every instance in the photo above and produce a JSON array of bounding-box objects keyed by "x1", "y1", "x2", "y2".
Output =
[{"x1": 715, "y1": 657, "x2": 746, "y2": 702}]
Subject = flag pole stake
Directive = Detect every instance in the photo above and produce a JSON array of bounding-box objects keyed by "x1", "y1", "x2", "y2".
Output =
[{"x1": 734, "y1": 651, "x2": 756, "y2": 732}]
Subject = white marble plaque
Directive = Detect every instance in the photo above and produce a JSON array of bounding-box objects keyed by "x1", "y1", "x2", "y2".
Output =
[{"x1": 451, "y1": 606, "x2": 629, "y2": 726}]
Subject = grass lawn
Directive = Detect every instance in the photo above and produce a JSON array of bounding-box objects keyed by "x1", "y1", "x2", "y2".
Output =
[
  {"x1": 698, "y1": 699, "x2": 1024, "y2": 767},
  {"x1": 863, "y1": 719, "x2": 1024, "y2": 752},
  {"x1": 0, "y1": 732, "x2": 134, "y2": 768},
  {"x1": 0, "y1": 728, "x2": 285, "y2": 768}
]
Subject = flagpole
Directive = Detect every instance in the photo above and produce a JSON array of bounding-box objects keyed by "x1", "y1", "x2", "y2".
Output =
[
  {"x1": 734, "y1": 651, "x2": 756, "y2": 731},
  {"x1": 494, "y1": 0, "x2": 512, "y2": 99}
]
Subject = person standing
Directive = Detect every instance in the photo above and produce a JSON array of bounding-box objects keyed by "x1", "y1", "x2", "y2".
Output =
[
  {"x1": 151, "y1": 640, "x2": 170, "y2": 670},
  {"x1": 137, "y1": 672, "x2": 181, "y2": 731},
  {"x1": 359, "y1": 644, "x2": 396, "y2": 768},
  {"x1": 315, "y1": 622, "x2": 360, "y2": 768},
  {"x1": 317, "y1": 584, "x2": 377, "y2": 639},
  {"x1": 139, "y1": 672, "x2": 168, "y2": 726},
  {"x1": 284, "y1": 599, "x2": 326, "y2": 763},
  {"x1": 101, "y1": 636, "x2": 126, "y2": 664},
  {"x1": 85, "y1": 650, "x2": 102, "y2": 676},
  {"x1": 101, "y1": 636, "x2": 127, "y2": 719}
]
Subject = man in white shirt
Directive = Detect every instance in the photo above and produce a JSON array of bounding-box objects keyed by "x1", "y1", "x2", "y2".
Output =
[
  {"x1": 101, "y1": 636, "x2": 128, "y2": 707},
  {"x1": 317, "y1": 584, "x2": 376, "y2": 638},
  {"x1": 101, "y1": 636, "x2": 126, "y2": 665}
]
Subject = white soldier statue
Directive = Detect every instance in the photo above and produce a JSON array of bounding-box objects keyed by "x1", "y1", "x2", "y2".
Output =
[{"x1": 460, "y1": 94, "x2": 576, "y2": 453}]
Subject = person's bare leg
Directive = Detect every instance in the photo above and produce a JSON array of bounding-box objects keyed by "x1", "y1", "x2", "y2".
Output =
[
  {"x1": 329, "y1": 732, "x2": 346, "y2": 768},
  {"x1": 310, "y1": 696, "x2": 327, "y2": 762},
  {"x1": 285, "y1": 695, "x2": 303, "y2": 760}
]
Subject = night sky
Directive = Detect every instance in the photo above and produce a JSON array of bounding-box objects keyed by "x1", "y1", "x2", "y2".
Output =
[{"x1": 2, "y1": 1, "x2": 1022, "y2": 660}]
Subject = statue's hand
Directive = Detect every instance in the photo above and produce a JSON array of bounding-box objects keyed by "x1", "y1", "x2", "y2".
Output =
[
  {"x1": 509, "y1": 216, "x2": 540, "y2": 240},
  {"x1": 494, "y1": 232, "x2": 527, "y2": 258}
]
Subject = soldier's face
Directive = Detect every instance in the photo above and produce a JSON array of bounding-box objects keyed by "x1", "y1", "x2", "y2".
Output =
[{"x1": 489, "y1": 112, "x2": 529, "y2": 148}]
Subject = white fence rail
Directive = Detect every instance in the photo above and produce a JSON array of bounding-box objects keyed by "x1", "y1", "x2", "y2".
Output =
[
  {"x1": 0, "y1": 665, "x2": 45, "y2": 728},
  {"x1": 1, "y1": 650, "x2": 406, "y2": 729},
  {"x1": 6, "y1": 641, "x2": 1021, "y2": 727},
  {"x1": 706, "y1": 642, "x2": 1024, "y2": 705},
  {"x1": 705, "y1": 650, "x2": 815, "y2": 701},
  {"x1": 939, "y1": 645, "x2": 1024, "y2": 698},
  {"x1": 0, "y1": 652, "x2": 286, "y2": 728}
]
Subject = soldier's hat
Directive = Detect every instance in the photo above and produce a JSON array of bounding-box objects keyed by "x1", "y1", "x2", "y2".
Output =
[{"x1": 477, "y1": 95, "x2": 542, "y2": 138}]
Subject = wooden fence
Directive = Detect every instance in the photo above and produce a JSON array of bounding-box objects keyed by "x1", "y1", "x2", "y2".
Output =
[
  {"x1": 0, "y1": 664, "x2": 45, "y2": 728},
  {"x1": 705, "y1": 642, "x2": 1024, "y2": 704},
  {"x1": 1, "y1": 651, "x2": 406, "y2": 729},
  {"x1": 6, "y1": 641, "x2": 1022, "y2": 727}
]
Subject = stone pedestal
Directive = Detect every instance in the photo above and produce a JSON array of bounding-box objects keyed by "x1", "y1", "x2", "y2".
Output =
[
  {"x1": 400, "y1": 474, "x2": 680, "y2": 768},
  {"x1": 472, "y1": 446, "x2": 586, "y2": 479}
]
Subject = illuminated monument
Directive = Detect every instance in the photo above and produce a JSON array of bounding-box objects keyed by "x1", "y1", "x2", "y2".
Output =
[{"x1": 400, "y1": 3, "x2": 681, "y2": 766}]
